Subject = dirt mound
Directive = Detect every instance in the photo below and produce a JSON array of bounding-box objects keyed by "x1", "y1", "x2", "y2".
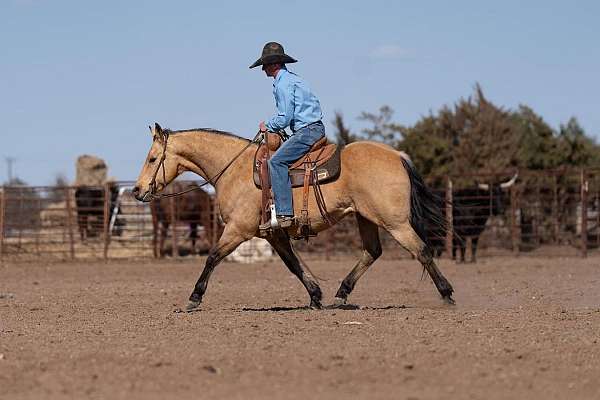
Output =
[{"x1": 75, "y1": 155, "x2": 107, "y2": 186}]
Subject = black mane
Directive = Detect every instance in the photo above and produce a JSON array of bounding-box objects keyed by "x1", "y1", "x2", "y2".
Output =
[{"x1": 165, "y1": 128, "x2": 251, "y2": 142}]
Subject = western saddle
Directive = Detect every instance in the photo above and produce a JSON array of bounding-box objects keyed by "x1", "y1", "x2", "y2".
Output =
[{"x1": 253, "y1": 132, "x2": 341, "y2": 239}]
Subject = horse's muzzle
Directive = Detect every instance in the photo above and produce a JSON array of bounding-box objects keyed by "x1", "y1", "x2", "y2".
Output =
[{"x1": 132, "y1": 186, "x2": 152, "y2": 202}]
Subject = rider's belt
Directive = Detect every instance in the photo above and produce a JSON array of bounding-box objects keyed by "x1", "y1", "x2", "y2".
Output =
[{"x1": 291, "y1": 120, "x2": 323, "y2": 133}]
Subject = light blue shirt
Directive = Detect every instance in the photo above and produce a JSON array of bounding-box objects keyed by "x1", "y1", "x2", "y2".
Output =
[{"x1": 266, "y1": 68, "x2": 323, "y2": 132}]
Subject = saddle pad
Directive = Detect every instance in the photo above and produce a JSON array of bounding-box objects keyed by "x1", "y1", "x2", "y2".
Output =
[{"x1": 253, "y1": 144, "x2": 342, "y2": 189}]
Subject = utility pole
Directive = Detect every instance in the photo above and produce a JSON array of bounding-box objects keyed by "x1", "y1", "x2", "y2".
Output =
[{"x1": 5, "y1": 157, "x2": 15, "y2": 183}]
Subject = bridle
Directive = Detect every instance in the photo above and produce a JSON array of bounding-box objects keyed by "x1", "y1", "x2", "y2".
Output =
[{"x1": 146, "y1": 129, "x2": 263, "y2": 199}]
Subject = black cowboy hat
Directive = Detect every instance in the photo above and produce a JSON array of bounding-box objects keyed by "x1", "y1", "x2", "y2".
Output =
[{"x1": 249, "y1": 42, "x2": 297, "y2": 69}]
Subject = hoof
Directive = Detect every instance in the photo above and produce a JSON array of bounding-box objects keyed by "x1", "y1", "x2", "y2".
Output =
[
  {"x1": 186, "y1": 300, "x2": 201, "y2": 312},
  {"x1": 442, "y1": 295, "x2": 456, "y2": 305},
  {"x1": 333, "y1": 297, "x2": 347, "y2": 307},
  {"x1": 310, "y1": 299, "x2": 323, "y2": 310}
]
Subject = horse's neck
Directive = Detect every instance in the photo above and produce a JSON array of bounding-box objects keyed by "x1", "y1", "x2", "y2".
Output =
[{"x1": 171, "y1": 130, "x2": 253, "y2": 186}]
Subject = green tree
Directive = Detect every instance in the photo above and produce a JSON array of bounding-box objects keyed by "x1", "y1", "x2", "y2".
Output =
[
  {"x1": 358, "y1": 105, "x2": 404, "y2": 146},
  {"x1": 512, "y1": 105, "x2": 563, "y2": 170},
  {"x1": 331, "y1": 111, "x2": 358, "y2": 145},
  {"x1": 356, "y1": 85, "x2": 600, "y2": 176},
  {"x1": 396, "y1": 84, "x2": 519, "y2": 176},
  {"x1": 557, "y1": 117, "x2": 600, "y2": 166}
]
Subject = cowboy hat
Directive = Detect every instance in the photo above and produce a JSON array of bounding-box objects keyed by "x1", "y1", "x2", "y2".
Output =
[{"x1": 249, "y1": 42, "x2": 297, "y2": 69}]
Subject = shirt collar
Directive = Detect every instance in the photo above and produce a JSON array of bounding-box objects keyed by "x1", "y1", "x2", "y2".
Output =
[{"x1": 273, "y1": 67, "x2": 288, "y2": 84}]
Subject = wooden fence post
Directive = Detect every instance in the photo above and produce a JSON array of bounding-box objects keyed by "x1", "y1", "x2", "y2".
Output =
[
  {"x1": 552, "y1": 174, "x2": 559, "y2": 244},
  {"x1": 150, "y1": 201, "x2": 159, "y2": 259},
  {"x1": 169, "y1": 196, "x2": 178, "y2": 258},
  {"x1": 18, "y1": 189, "x2": 23, "y2": 248},
  {"x1": 581, "y1": 169, "x2": 588, "y2": 258},
  {"x1": 445, "y1": 177, "x2": 453, "y2": 259},
  {"x1": 0, "y1": 188, "x2": 5, "y2": 262},
  {"x1": 510, "y1": 185, "x2": 519, "y2": 255},
  {"x1": 65, "y1": 187, "x2": 75, "y2": 260},
  {"x1": 534, "y1": 182, "x2": 540, "y2": 248},
  {"x1": 103, "y1": 183, "x2": 110, "y2": 261},
  {"x1": 35, "y1": 196, "x2": 41, "y2": 254}
]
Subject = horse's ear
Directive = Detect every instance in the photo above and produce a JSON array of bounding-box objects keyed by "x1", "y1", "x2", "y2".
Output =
[
  {"x1": 148, "y1": 125, "x2": 153, "y2": 135},
  {"x1": 152, "y1": 122, "x2": 166, "y2": 142}
]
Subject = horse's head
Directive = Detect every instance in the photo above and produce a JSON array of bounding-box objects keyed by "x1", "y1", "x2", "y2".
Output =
[
  {"x1": 476, "y1": 172, "x2": 518, "y2": 216},
  {"x1": 132, "y1": 123, "x2": 182, "y2": 202}
]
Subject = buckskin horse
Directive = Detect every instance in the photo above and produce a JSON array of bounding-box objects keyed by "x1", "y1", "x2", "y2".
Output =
[{"x1": 132, "y1": 123, "x2": 454, "y2": 311}]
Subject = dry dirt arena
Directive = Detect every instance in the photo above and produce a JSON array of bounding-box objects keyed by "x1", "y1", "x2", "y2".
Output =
[{"x1": 1, "y1": 254, "x2": 600, "y2": 400}]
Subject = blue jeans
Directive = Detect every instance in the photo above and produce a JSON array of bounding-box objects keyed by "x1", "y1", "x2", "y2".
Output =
[{"x1": 268, "y1": 121, "x2": 325, "y2": 216}]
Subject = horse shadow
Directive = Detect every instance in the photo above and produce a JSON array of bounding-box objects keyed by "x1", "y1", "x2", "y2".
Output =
[{"x1": 239, "y1": 304, "x2": 412, "y2": 312}]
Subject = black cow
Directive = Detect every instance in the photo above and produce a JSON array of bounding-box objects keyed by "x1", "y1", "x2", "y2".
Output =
[
  {"x1": 428, "y1": 174, "x2": 517, "y2": 262},
  {"x1": 75, "y1": 184, "x2": 123, "y2": 241}
]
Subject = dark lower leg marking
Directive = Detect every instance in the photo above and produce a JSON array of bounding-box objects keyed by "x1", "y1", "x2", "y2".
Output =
[
  {"x1": 188, "y1": 251, "x2": 218, "y2": 303},
  {"x1": 334, "y1": 214, "x2": 382, "y2": 303},
  {"x1": 418, "y1": 248, "x2": 454, "y2": 301},
  {"x1": 187, "y1": 228, "x2": 246, "y2": 311},
  {"x1": 268, "y1": 232, "x2": 322, "y2": 307}
]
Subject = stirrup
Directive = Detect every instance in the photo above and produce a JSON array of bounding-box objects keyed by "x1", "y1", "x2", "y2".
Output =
[{"x1": 258, "y1": 216, "x2": 295, "y2": 232}]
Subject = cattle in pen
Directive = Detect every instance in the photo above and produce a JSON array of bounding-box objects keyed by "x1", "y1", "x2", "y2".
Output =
[{"x1": 428, "y1": 174, "x2": 517, "y2": 262}]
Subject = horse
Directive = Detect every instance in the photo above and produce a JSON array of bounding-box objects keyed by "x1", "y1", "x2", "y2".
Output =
[
  {"x1": 150, "y1": 182, "x2": 211, "y2": 257},
  {"x1": 132, "y1": 123, "x2": 454, "y2": 312},
  {"x1": 75, "y1": 183, "x2": 123, "y2": 241}
]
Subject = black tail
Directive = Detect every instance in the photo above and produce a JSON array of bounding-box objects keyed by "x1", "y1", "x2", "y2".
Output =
[{"x1": 400, "y1": 157, "x2": 448, "y2": 250}]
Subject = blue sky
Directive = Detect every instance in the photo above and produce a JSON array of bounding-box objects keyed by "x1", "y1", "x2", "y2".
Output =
[{"x1": 1, "y1": 0, "x2": 599, "y2": 185}]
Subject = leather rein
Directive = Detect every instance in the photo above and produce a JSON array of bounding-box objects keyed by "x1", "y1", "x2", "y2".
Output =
[{"x1": 147, "y1": 130, "x2": 263, "y2": 199}]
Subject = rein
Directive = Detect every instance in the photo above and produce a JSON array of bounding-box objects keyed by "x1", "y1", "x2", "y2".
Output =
[{"x1": 148, "y1": 130, "x2": 264, "y2": 199}]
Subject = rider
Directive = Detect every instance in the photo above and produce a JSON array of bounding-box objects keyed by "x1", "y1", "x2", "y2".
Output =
[{"x1": 250, "y1": 42, "x2": 325, "y2": 230}]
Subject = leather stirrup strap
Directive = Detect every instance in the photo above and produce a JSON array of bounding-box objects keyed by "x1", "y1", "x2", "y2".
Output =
[
  {"x1": 299, "y1": 156, "x2": 313, "y2": 239},
  {"x1": 259, "y1": 150, "x2": 272, "y2": 225}
]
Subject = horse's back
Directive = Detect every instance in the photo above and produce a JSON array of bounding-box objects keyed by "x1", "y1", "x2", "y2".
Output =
[{"x1": 341, "y1": 141, "x2": 411, "y2": 180}]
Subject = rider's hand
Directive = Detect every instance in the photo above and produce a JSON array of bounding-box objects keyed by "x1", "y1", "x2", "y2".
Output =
[{"x1": 259, "y1": 121, "x2": 267, "y2": 133}]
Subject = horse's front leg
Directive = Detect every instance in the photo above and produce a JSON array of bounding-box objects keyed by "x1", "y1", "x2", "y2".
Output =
[
  {"x1": 267, "y1": 231, "x2": 323, "y2": 309},
  {"x1": 186, "y1": 224, "x2": 247, "y2": 312}
]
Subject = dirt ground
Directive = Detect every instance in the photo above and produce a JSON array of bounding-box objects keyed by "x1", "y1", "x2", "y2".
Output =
[{"x1": 1, "y1": 254, "x2": 600, "y2": 400}]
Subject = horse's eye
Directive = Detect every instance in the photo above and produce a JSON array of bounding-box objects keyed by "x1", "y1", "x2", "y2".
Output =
[{"x1": 148, "y1": 157, "x2": 157, "y2": 163}]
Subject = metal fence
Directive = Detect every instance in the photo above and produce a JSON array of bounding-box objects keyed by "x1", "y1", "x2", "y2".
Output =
[
  {"x1": 1, "y1": 169, "x2": 599, "y2": 262},
  {"x1": 299, "y1": 168, "x2": 600, "y2": 259},
  {"x1": 0, "y1": 181, "x2": 221, "y2": 262},
  {"x1": 427, "y1": 168, "x2": 599, "y2": 259}
]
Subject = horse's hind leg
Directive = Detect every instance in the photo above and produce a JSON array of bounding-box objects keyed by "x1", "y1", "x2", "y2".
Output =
[
  {"x1": 267, "y1": 231, "x2": 323, "y2": 309},
  {"x1": 190, "y1": 222, "x2": 198, "y2": 254},
  {"x1": 388, "y1": 223, "x2": 455, "y2": 304},
  {"x1": 333, "y1": 214, "x2": 382, "y2": 307},
  {"x1": 160, "y1": 222, "x2": 169, "y2": 257}
]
